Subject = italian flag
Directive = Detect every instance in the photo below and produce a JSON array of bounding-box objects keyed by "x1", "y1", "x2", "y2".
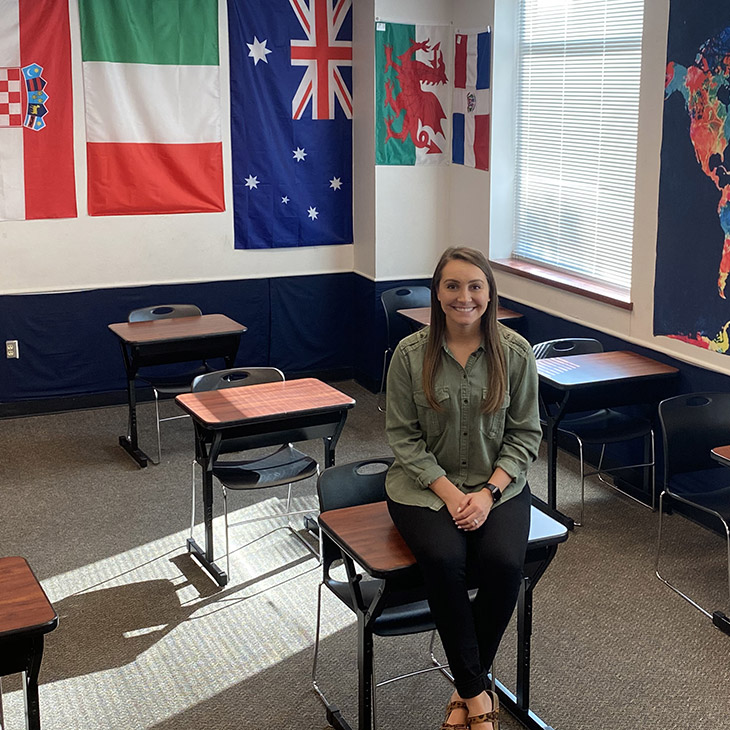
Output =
[
  {"x1": 0, "y1": 0, "x2": 76, "y2": 221},
  {"x1": 79, "y1": 0, "x2": 225, "y2": 216},
  {"x1": 375, "y1": 22, "x2": 451, "y2": 166}
]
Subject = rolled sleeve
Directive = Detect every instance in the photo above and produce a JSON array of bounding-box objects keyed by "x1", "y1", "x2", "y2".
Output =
[{"x1": 494, "y1": 342, "x2": 542, "y2": 480}]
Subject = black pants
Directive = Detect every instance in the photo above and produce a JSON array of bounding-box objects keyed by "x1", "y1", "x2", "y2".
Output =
[{"x1": 387, "y1": 485, "x2": 531, "y2": 699}]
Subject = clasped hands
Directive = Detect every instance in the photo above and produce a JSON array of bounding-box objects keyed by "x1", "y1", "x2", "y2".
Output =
[{"x1": 449, "y1": 488, "x2": 494, "y2": 532}]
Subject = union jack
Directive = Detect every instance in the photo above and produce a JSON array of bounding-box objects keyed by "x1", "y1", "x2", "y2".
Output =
[{"x1": 289, "y1": 0, "x2": 352, "y2": 120}]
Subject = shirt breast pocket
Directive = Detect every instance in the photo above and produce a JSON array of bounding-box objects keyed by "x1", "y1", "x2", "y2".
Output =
[
  {"x1": 480, "y1": 389, "x2": 511, "y2": 439},
  {"x1": 413, "y1": 388, "x2": 451, "y2": 437}
]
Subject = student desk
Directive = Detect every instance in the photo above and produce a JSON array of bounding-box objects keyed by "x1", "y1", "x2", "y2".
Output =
[
  {"x1": 109, "y1": 314, "x2": 246, "y2": 468},
  {"x1": 176, "y1": 378, "x2": 355, "y2": 586},
  {"x1": 0, "y1": 557, "x2": 58, "y2": 730},
  {"x1": 317, "y1": 500, "x2": 568, "y2": 730},
  {"x1": 397, "y1": 305, "x2": 524, "y2": 328},
  {"x1": 536, "y1": 350, "x2": 679, "y2": 529}
]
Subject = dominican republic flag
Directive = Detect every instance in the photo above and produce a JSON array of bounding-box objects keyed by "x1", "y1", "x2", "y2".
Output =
[
  {"x1": 452, "y1": 29, "x2": 491, "y2": 171},
  {"x1": 0, "y1": 0, "x2": 76, "y2": 221},
  {"x1": 79, "y1": 0, "x2": 224, "y2": 216},
  {"x1": 229, "y1": 0, "x2": 353, "y2": 249}
]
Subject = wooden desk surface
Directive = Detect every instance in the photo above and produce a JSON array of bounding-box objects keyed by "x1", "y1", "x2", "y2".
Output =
[
  {"x1": 711, "y1": 445, "x2": 730, "y2": 467},
  {"x1": 108, "y1": 314, "x2": 246, "y2": 345},
  {"x1": 318, "y1": 501, "x2": 568, "y2": 578},
  {"x1": 0, "y1": 557, "x2": 57, "y2": 638},
  {"x1": 397, "y1": 305, "x2": 523, "y2": 328},
  {"x1": 176, "y1": 377, "x2": 355, "y2": 427},
  {"x1": 536, "y1": 350, "x2": 678, "y2": 390}
]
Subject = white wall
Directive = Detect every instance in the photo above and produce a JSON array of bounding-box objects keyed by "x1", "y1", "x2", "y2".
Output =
[{"x1": 2, "y1": 0, "x2": 355, "y2": 296}]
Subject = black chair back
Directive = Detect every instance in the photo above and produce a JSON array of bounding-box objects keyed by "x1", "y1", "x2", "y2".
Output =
[
  {"x1": 532, "y1": 337, "x2": 602, "y2": 360},
  {"x1": 317, "y1": 457, "x2": 393, "y2": 513},
  {"x1": 659, "y1": 392, "x2": 730, "y2": 480},
  {"x1": 192, "y1": 367, "x2": 283, "y2": 393},
  {"x1": 128, "y1": 304, "x2": 202, "y2": 322},
  {"x1": 381, "y1": 286, "x2": 431, "y2": 350}
]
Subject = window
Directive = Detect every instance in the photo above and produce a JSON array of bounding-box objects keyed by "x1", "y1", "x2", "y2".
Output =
[{"x1": 510, "y1": 0, "x2": 644, "y2": 293}]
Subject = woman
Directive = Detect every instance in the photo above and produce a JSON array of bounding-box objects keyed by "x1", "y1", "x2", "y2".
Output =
[{"x1": 385, "y1": 247, "x2": 542, "y2": 730}]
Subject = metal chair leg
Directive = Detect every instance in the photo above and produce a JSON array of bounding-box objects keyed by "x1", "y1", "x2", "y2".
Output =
[
  {"x1": 190, "y1": 460, "x2": 197, "y2": 540},
  {"x1": 655, "y1": 491, "x2": 712, "y2": 618},
  {"x1": 222, "y1": 485, "x2": 230, "y2": 582},
  {"x1": 153, "y1": 388, "x2": 162, "y2": 465},
  {"x1": 377, "y1": 348, "x2": 392, "y2": 414}
]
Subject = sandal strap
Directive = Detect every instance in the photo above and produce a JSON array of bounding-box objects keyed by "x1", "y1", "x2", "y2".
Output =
[
  {"x1": 467, "y1": 709, "x2": 499, "y2": 725},
  {"x1": 440, "y1": 723, "x2": 469, "y2": 730},
  {"x1": 445, "y1": 700, "x2": 468, "y2": 715}
]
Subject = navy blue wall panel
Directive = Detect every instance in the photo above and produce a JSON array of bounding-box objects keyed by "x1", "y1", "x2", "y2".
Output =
[{"x1": 1, "y1": 275, "x2": 729, "y2": 412}]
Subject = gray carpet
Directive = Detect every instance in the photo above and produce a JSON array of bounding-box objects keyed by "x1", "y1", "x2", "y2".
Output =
[{"x1": 0, "y1": 380, "x2": 728, "y2": 729}]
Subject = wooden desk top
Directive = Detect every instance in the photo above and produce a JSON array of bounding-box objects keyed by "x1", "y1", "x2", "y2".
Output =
[
  {"x1": 176, "y1": 377, "x2": 355, "y2": 427},
  {"x1": 536, "y1": 350, "x2": 678, "y2": 390},
  {"x1": 397, "y1": 305, "x2": 523, "y2": 328},
  {"x1": 108, "y1": 314, "x2": 246, "y2": 345},
  {"x1": 711, "y1": 445, "x2": 730, "y2": 467},
  {"x1": 0, "y1": 557, "x2": 58, "y2": 639},
  {"x1": 318, "y1": 501, "x2": 568, "y2": 579}
]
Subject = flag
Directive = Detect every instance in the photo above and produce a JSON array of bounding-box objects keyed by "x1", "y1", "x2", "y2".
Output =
[
  {"x1": 229, "y1": 0, "x2": 353, "y2": 249},
  {"x1": 0, "y1": 0, "x2": 76, "y2": 221},
  {"x1": 375, "y1": 22, "x2": 451, "y2": 166},
  {"x1": 452, "y1": 29, "x2": 491, "y2": 171},
  {"x1": 78, "y1": 0, "x2": 224, "y2": 217}
]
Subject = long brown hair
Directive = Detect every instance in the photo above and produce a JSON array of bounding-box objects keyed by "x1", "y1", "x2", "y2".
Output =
[{"x1": 423, "y1": 247, "x2": 507, "y2": 412}]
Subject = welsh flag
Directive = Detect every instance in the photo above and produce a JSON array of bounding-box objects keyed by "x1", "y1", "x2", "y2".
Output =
[
  {"x1": 0, "y1": 0, "x2": 76, "y2": 221},
  {"x1": 452, "y1": 29, "x2": 491, "y2": 171},
  {"x1": 375, "y1": 22, "x2": 451, "y2": 166},
  {"x1": 79, "y1": 0, "x2": 225, "y2": 217}
]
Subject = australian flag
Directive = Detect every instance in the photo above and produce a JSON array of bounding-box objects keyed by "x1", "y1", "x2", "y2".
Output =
[{"x1": 229, "y1": 0, "x2": 353, "y2": 249}]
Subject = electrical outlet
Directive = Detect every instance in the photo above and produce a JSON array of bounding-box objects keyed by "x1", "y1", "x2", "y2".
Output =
[{"x1": 5, "y1": 340, "x2": 19, "y2": 359}]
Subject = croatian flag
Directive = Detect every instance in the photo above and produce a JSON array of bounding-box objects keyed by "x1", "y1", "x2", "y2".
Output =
[
  {"x1": 229, "y1": 0, "x2": 353, "y2": 249},
  {"x1": 452, "y1": 29, "x2": 491, "y2": 171},
  {"x1": 0, "y1": 0, "x2": 76, "y2": 221}
]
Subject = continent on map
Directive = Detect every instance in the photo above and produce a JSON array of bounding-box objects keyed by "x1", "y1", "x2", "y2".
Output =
[{"x1": 666, "y1": 27, "x2": 730, "y2": 299}]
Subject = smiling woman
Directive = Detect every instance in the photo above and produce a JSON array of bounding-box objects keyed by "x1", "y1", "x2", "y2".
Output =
[{"x1": 383, "y1": 246, "x2": 543, "y2": 730}]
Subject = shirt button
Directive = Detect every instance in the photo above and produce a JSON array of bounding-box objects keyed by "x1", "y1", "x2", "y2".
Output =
[{"x1": 463, "y1": 399, "x2": 468, "y2": 404}]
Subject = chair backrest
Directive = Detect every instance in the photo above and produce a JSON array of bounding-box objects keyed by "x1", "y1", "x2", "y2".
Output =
[
  {"x1": 128, "y1": 304, "x2": 202, "y2": 322},
  {"x1": 659, "y1": 392, "x2": 730, "y2": 480},
  {"x1": 532, "y1": 337, "x2": 603, "y2": 360},
  {"x1": 317, "y1": 457, "x2": 394, "y2": 513},
  {"x1": 381, "y1": 286, "x2": 431, "y2": 350},
  {"x1": 317, "y1": 458, "x2": 394, "y2": 571},
  {"x1": 191, "y1": 367, "x2": 284, "y2": 393}
]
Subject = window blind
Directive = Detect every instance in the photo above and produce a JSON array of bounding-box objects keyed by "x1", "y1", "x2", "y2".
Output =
[{"x1": 512, "y1": 0, "x2": 644, "y2": 290}]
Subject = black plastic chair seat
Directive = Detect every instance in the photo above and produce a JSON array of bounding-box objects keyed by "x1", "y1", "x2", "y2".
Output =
[
  {"x1": 213, "y1": 444, "x2": 318, "y2": 490},
  {"x1": 669, "y1": 469, "x2": 730, "y2": 516},
  {"x1": 559, "y1": 409, "x2": 652, "y2": 444},
  {"x1": 326, "y1": 578, "x2": 438, "y2": 636},
  {"x1": 140, "y1": 365, "x2": 210, "y2": 394}
]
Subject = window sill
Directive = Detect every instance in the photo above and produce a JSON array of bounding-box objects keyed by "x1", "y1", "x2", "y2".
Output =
[{"x1": 490, "y1": 259, "x2": 633, "y2": 311}]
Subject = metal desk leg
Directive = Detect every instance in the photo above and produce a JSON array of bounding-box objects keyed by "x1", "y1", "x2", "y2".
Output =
[
  {"x1": 23, "y1": 637, "x2": 43, "y2": 730},
  {"x1": 117, "y1": 342, "x2": 149, "y2": 468},
  {"x1": 357, "y1": 615, "x2": 374, "y2": 730},
  {"x1": 187, "y1": 431, "x2": 227, "y2": 586}
]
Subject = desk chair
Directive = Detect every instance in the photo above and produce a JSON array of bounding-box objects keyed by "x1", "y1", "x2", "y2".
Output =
[
  {"x1": 313, "y1": 457, "x2": 458, "y2": 730},
  {"x1": 378, "y1": 286, "x2": 431, "y2": 411},
  {"x1": 533, "y1": 338, "x2": 655, "y2": 524},
  {"x1": 128, "y1": 304, "x2": 211, "y2": 464},
  {"x1": 656, "y1": 392, "x2": 730, "y2": 634},
  {"x1": 190, "y1": 367, "x2": 319, "y2": 579}
]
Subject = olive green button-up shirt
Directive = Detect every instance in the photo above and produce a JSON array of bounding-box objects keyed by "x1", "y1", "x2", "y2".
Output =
[{"x1": 385, "y1": 324, "x2": 542, "y2": 511}]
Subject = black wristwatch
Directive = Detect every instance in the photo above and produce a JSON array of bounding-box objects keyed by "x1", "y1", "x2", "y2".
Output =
[{"x1": 484, "y1": 482, "x2": 502, "y2": 503}]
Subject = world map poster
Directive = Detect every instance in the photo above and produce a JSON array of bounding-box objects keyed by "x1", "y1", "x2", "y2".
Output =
[{"x1": 655, "y1": 2, "x2": 730, "y2": 352}]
